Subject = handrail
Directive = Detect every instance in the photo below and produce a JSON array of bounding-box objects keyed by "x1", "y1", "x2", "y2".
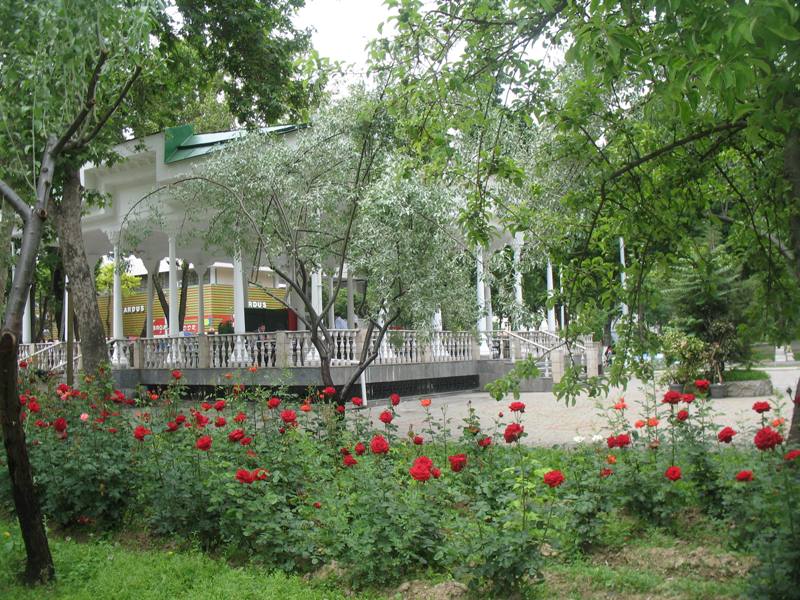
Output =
[{"x1": 505, "y1": 330, "x2": 555, "y2": 353}]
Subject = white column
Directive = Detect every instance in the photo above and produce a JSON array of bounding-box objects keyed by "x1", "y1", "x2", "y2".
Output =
[
  {"x1": 346, "y1": 268, "x2": 355, "y2": 328},
  {"x1": 513, "y1": 232, "x2": 524, "y2": 309},
  {"x1": 22, "y1": 289, "x2": 31, "y2": 344},
  {"x1": 546, "y1": 258, "x2": 556, "y2": 333},
  {"x1": 62, "y1": 276, "x2": 69, "y2": 342},
  {"x1": 168, "y1": 236, "x2": 179, "y2": 336},
  {"x1": 232, "y1": 249, "x2": 250, "y2": 365},
  {"x1": 476, "y1": 247, "x2": 490, "y2": 357},
  {"x1": 233, "y1": 251, "x2": 247, "y2": 334},
  {"x1": 327, "y1": 275, "x2": 336, "y2": 328},
  {"x1": 112, "y1": 246, "x2": 128, "y2": 365},
  {"x1": 145, "y1": 260, "x2": 158, "y2": 338},
  {"x1": 559, "y1": 267, "x2": 565, "y2": 330},
  {"x1": 311, "y1": 270, "x2": 323, "y2": 315},
  {"x1": 619, "y1": 236, "x2": 628, "y2": 317},
  {"x1": 196, "y1": 264, "x2": 207, "y2": 335}
]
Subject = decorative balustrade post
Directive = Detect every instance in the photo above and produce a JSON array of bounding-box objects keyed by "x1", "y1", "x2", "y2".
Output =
[
  {"x1": 355, "y1": 328, "x2": 368, "y2": 364},
  {"x1": 585, "y1": 340, "x2": 601, "y2": 377},
  {"x1": 511, "y1": 335, "x2": 521, "y2": 362},
  {"x1": 198, "y1": 335, "x2": 210, "y2": 369},
  {"x1": 133, "y1": 339, "x2": 143, "y2": 369},
  {"x1": 551, "y1": 347, "x2": 565, "y2": 383},
  {"x1": 275, "y1": 331, "x2": 289, "y2": 368},
  {"x1": 471, "y1": 334, "x2": 480, "y2": 361}
]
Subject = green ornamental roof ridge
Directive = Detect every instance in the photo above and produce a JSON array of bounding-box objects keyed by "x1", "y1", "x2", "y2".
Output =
[{"x1": 163, "y1": 124, "x2": 305, "y2": 164}]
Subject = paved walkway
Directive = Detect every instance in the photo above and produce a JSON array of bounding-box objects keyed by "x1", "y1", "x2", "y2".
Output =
[{"x1": 365, "y1": 367, "x2": 800, "y2": 446}]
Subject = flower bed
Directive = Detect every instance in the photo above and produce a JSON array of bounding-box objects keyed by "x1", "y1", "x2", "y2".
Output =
[{"x1": 1, "y1": 369, "x2": 799, "y2": 597}]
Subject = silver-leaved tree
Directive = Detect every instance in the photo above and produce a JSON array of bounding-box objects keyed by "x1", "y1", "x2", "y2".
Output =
[{"x1": 167, "y1": 91, "x2": 475, "y2": 402}]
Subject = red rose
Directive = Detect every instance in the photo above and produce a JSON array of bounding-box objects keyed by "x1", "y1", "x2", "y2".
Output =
[
  {"x1": 409, "y1": 463, "x2": 431, "y2": 482},
  {"x1": 267, "y1": 397, "x2": 281, "y2": 409},
  {"x1": 390, "y1": 393, "x2": 401, "y2": 406},
  {"x1": 413, "y1": 435, "x2": 424, "y2": 445},
  {"x1": 754, "y1": 426, "x2": 784, "y2": 451},
  {"x1": 240, "y1": 436, "x2": 252, "y2": 446},
  {"x1": 634, "y1": 420, "x2": 646, "y2": 429},
  {"x1": 194, "y1": 413, "x2": 209, "y2": 428},
  {"x1": 608, "y1": 433, "x2": 630, "y2": 448},
  {"x1": 53, "y1": 417, "x2": 67, "y2": 433},
  {"x1": 600, "y1": 468, "x2": 613, "y2": 478},
  {"x1": 354, "y1": 442, "x2": 366, "y2": 455},
  {"x1": 664, "y1": 466, "x2": 681, "y2": 481},
  {"x1": 214, "y1": 417, "x2": 227, "y2": 428},
  {"x1": 448, "y1": 454, "x2": 467, "y2": 472},
  {"x1": 214, "y1": 400, "x2": 226, "y2": 411},
  {"x1": 300, "y1": 403, "x2": 312, "y2": 413},
  {"x1": 236, "y1": 469, "x2": 255, "y2": 484},
  {"x1": 785, "y1": 449, "x2": 800, "y2": 461},
  {"x1": 676, "y1": 410, "x2": 689, "y2": 422},
  {"x1": 694, "y1": 379, "x2": 710, "y2": 392},
  {"x1": 504, "y1": 423, "x2": 524, "y2": 443},
  {"x1": 351, "y1": 396, "x2": 363, "y2": 407},
  {"x1": 34, "y1": 419, "x2": 48, "y2": 428},
  {"x1": 681, "y1": 393, "x2": 695, "y2": 404},
  {"x1": 171, "y1": 369, "x2": 182, "y2": 380},
  {"x1": 343, "y1": 454, "x2": 358, "y2": 467},
  {"x1": 313, "y1": 501, "x2": 322, "y2": 509},
  {"x1": 133, "y1": 425, "x2": 152, "y2": 441},
  {"x1": 201, "y1": 402, "x2": 212, "y2": 411},
  {"x1": 752, "y1": 401, "x2": 771, "y2": 414},
  {"x1": 18, "y1": 360, "x2": 28, "y2": 369},
  {"x1": 27, "y1": 400, "x2": 40, "y2": 413},
  {"x1": 735, "y1": 470, "x2": 754, "y2": 482},
  {"x1": 543, "y1": 470, "x2": 565, "y2": 488},
  {"x1": 233, "y1": 412, "x2": 246, "y2": 423},
  {"x1": 662, "y1": 390, "x2": 682, "y2": 404},
  {"x1": 336, "y1": 404, "x2": 345, "y2": 414},
  {"x1": 370, "y1": 434, "x2": 389, "y2": 454},
  {"x1": 718, "y1": 426, "x2": 737, "y2": 443},
  {"x1": 280, "y1": 409, "x2": 297, "y2": 424},
  {"x1": 432, "y1": 467, "x2": 441, "y2": 478},
  {"x1": 409, "y1": 456, "x2": 433, "y2": 481},
  {"x1": 166, "y1": 421, "x2": 178, "y2": 432},
  {"x1": 322, "y1": 386, "x2": 336, "y2": 397},
  {"x1": 228, "y1": 428, "x2": 245, "y2": 442},
  {"x1": 195, "y1": 435, "x2": 212, "y2": 451},
  {"x1": 478, "y1": 436, "x2": 492, "y2": 448},
  {"x1": 175, "y1": 414, "x2": 186, "y2": 424},
  {"x1": 509, "y1": 401, "x2": 526, "y2": 413},
  {"x1": 379, "y1": 410, "x2": 393, "y2": 424}
]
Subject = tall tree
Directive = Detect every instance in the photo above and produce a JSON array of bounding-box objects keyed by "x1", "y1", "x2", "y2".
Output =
[{"x1": 0, "y1": 0, "x2": 156, "y2": 582}]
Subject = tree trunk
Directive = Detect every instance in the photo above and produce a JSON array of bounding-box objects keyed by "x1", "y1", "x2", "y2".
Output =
[
  {"x1": 154, "y1": 275, "x2": 170, "y2": 327},
  {"x1": 0, "y1": 333, "x2": 54, "y2": 583},
  {"x1": 0, "y1": 204, "x2": 15, "y2": 317},
  {"x1": 178, "y1": 260, "x2": 190, "y2": 330},
  {"x1": 784, "y1": 124, "x2": 800, "y2": 445},
  {"x1": 52, "y1": 169, "x2": 108, "y2": 374},
  {"x1": 789, "y1": 377, "x2": 800, "y2": 446}
]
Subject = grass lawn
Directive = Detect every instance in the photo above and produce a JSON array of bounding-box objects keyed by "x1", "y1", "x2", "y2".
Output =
[
  {"x1": 1, "y1": 515, "x2": 753, "y2": 600},
  {"x1": 0, "y1": 519, "x2": 378, "y2": 600}
]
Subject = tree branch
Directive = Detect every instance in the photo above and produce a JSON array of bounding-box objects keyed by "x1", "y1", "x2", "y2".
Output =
[
  {"x1": 0, "y1": 180, "x2": 30, "y2": 224},
  {"x1": 52, "y1": 49, "x2": 109, "y2": 156},
  {"x1": 72, "y1": 65, "x2": 142, "y2": 149}
]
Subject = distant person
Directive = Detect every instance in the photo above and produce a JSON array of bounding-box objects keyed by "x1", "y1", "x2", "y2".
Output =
[{"x1": 334, "y1": 314, "x2": 347, "y2": 329}]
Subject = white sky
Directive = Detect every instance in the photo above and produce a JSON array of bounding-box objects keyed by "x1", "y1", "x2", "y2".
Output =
[{"x1": 294, "y1": 0, "x2": 393, "y2": 87}]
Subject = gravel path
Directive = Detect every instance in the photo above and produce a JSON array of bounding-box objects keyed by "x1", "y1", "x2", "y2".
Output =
[{"x1": 361, "y1": 367, "x2": 800, "y2": 446}]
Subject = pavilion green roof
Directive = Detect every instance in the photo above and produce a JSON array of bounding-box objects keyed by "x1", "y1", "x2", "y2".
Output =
[{"x1": 164, "y1": 124, "x2": 302, "y2": 164}]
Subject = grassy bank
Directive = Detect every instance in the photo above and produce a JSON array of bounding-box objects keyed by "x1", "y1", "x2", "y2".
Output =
[{"x1": 0, "y1": 519, "x2": 375, "y2": 600}]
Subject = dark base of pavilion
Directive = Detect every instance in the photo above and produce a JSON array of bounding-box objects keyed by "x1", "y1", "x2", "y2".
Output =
[{"x1": 112, "y1": 360, "x2": 553, "y2": 400}]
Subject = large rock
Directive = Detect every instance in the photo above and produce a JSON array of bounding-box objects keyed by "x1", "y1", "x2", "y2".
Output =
[{"x1": 722, "y1": 379, "x2": 772, "y2": 397}]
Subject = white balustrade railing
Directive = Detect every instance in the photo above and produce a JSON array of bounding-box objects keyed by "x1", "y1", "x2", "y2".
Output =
[{"x1": 18, "y1": 329, "x2": 588, "y2": 376}]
